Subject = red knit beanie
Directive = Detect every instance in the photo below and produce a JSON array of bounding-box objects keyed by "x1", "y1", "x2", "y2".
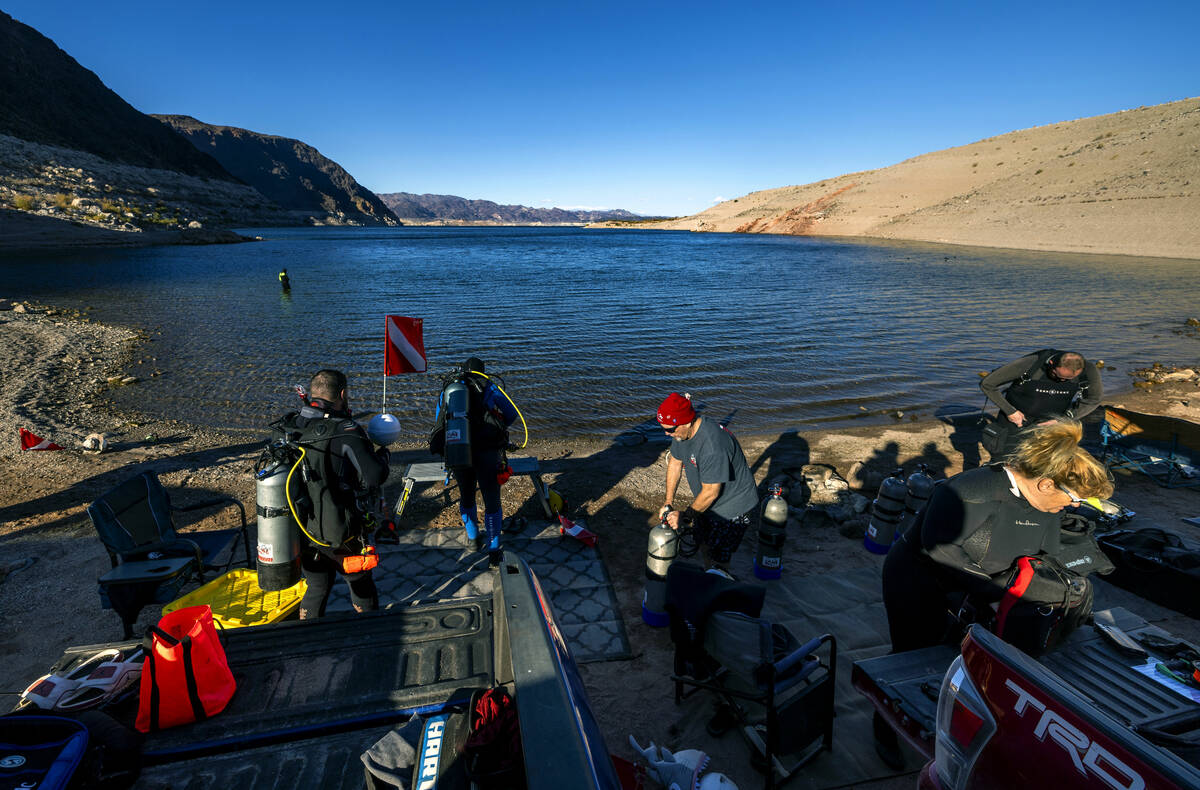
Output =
[{"x1": 657, "y1": 392, "x2": 696, "y2": 426}]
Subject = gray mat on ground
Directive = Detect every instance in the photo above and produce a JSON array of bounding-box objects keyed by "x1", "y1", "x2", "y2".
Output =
[{"x1": 326, "y1": 522, "x2": 632, "y2": 663}]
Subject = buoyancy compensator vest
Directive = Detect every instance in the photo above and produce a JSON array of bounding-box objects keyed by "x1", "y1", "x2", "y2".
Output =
[
  {"x1": 273, "y1": 411, "x2": 372, "y2": 548},
  {"x1": 1002, "y1": 349, "x2": 1087, "y2": 420},
  {"x1": 428, "y1": 372, "x2": 510, "y2": 460}
]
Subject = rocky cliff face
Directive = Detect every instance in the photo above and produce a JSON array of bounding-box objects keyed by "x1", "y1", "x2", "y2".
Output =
[
  {"x1": 612, "y1": 97, "x2": 1200, "y2": 260},
  {"x1": 379, "y1": 192, "x2": 643, "y2": 224},
  {"x1": 156, "y1": 115, "x2": 399, "y2": 227},
  {"x1": 0, "y1": 12, "x2": 233, "y2": 180},
  {"x1": 1, "y1": 133, "x2": 291, "y2": 242}
]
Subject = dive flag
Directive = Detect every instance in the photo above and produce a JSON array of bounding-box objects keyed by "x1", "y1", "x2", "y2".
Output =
[
  {"x1": 384, "y1": 315, "x2": 427, "y2": 375},
  {"x1": 19, "y1": 428, "x2": 63, "y2": 451},
  {"x1": 558, "y1": 514, "x2": 598, "y2": 547}
]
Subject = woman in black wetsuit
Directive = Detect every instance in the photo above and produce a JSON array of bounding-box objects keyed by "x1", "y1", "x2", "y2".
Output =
[{"x1": 873, "y1": 419, "x2": 1113, "y2": 765}]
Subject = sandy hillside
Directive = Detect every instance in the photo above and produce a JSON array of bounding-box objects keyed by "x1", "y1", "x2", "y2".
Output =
[{"x1": 603, "y1": 97, "x2": 1200, "y2": 260}]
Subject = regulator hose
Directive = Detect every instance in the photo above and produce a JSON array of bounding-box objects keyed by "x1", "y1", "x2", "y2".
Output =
[{"x1": 474, "y1": 371, "x2": 529, "y2": 449}]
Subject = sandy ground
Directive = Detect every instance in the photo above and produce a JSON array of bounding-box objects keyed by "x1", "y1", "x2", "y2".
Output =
[
  {"x1": 1, "y1": 303, "x2": 1198, "y2": 788},
  {"x1": 599, "y1": 97, "x2": 1200, "y2": 261}
]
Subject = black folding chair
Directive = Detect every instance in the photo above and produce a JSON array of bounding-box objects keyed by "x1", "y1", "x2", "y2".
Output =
[{"x1": 87, "y1": 471, "x2": 250, "y2": 637}]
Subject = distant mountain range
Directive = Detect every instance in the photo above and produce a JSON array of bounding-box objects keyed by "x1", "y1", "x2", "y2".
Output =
[
  {"x1": 378, "y1": 192, "x2": 646, "y2": 224},
  {"x1": 1, "y1": 9, "x2": 646, "y2": 243}
]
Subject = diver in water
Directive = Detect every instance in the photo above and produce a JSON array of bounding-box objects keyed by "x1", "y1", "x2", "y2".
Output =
[{"x1": 279, "y1": 268, "x2": 291, "y2": 291}]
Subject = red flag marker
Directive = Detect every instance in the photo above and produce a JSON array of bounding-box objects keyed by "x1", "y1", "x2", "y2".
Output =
[
  {"x1": 384, "y1": 316, "x2": 426, "y2": 375},
  {"x1": 558, "y1": 514, "x2": 598, "y2": 547},
  {"x1": 19, "y1": 428, "x2": 63, "y2": 451}
]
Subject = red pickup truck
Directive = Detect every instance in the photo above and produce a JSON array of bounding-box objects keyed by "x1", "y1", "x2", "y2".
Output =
[{"x1": 854, "y1": 607, "x2": 1200, "y2": 789}]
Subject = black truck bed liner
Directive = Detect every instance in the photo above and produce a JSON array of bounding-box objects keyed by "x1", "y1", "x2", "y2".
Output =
[{"x1": 852, "y1": 607, "x2": 1200, "y2": 768}]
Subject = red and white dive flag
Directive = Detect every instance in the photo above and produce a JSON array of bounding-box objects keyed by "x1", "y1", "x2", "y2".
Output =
[
  {"x1": 19, "y1": 428, "x2": 63, "y2": 451},
  {"x1": 384, "y1": 315, "x2": 427, "y2": 375},
  {"x1": 558, "y1": 514, "x2": 598, "y2": 547}
]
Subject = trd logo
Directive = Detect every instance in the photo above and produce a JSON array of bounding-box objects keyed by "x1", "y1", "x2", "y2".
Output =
[{"x1": 1006, "y1": 679, "x2": 1145, "y2": 790}]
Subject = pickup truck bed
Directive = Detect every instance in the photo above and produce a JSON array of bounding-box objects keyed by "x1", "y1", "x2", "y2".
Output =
[
  {"x1": 853, "y1": 607, "x2": 1200, "y2": 784},
  {"x1": 40, "y1": 552, "x2": 620, "y2": 790}
]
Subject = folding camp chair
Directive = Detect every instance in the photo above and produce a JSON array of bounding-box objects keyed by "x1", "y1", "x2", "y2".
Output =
[
  {"x1": 87, "y1": 471, "x2": 250, "y2": 637},
  {"x1": 1100, "y1": 406, "x2": 1200, "y2": 489},
  {"x1": 666, "y1": 563, "x2": 836, "y2": 789}
]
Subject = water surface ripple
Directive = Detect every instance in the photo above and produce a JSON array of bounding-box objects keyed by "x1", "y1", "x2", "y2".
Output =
[{"x1": 2, "y1": 227, "x2": 1196, "y2": 439}]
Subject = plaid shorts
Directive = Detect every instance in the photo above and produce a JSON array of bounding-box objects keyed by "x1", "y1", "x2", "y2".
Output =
[{"x1": 695, "y1": 510, "x2": 753, "y2": 565}]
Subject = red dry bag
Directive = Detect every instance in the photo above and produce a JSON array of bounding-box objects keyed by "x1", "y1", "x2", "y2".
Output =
[{"x1": 135, "y1": 604, "x2": 236, "y2": 733}]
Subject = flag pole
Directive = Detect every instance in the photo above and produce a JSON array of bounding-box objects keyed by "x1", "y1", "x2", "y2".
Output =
[{"x1": 382, "y1": 315, "x2": 388, "y2": 413}]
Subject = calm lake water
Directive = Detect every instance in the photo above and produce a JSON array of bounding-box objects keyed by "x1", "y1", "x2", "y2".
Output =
[{"x1": 2, "y1": 227, "x2": 1197, "y2": 439}]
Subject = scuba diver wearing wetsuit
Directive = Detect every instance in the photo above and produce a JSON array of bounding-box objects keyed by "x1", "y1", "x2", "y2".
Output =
[
  {"x1": 281, "y1": 369, "x2": 389, "y2": 618},
  {"x1": 979, "y1": 349, "x2": 1102, "y2": 456},
  {"x1": 873, "y1": 420, "x2": 1113, "y2": 767},
  {"x1": 434, "y1": 357, "x2": 518, "y2": 561}
]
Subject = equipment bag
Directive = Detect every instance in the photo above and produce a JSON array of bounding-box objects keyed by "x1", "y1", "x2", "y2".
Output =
[
  {"x1": 980, "y1": 416, "x2": 1009, "y2": 456},
  {"x1": 463, "y1": 687, "x2": 525, "y2": 789},
  {"x1": 135, "y1": 605, "x2": 236, "y2": 733},
  {"x1": 993, "y1": 555, "x2": 1092, "y2": 656},
  {"x1": 1098, "y1": 527, "x2": 1200, "y2": 619}
]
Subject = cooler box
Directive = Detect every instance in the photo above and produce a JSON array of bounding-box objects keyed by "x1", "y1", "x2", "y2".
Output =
[{"x1": 163, "y1": 569, "x2": 306, "y2": 629}]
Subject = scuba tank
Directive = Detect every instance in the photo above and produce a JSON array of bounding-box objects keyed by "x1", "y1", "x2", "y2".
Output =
[
  {"x1": 897, "y1": 464, "x2": 937, "y2": 534},
  {"x1": 753, "y1": 483, "x2": 789, "y2": 580},
  {"x1": 641, "y1": 517, "x2": 679, "y2": 627},
  {"x1": 864, "y1": 469, "x2": 907, "y2": 555},
  {"x1": 254, "y1": 451, "x2": 301, "y2": 591},
  {"x1": 443, "y1": 380, "x2": 472, "y2": 469}
]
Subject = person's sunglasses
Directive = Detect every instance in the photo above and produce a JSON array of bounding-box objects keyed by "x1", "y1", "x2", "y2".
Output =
[
  {"x1": 1058, "y1": 484, "x2": 1084, "y2": 504},
  {"x1": 661, "y1": 423, "x2": 681, "y2": 435}
]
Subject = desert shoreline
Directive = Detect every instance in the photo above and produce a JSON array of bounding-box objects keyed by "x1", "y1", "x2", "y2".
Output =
[
  {"x1": 1, "y1": 300, "x2": 1198, "y2": 788},
  {"x1": 7, "y1": 216, "x2": 1200, "y2": 261}
]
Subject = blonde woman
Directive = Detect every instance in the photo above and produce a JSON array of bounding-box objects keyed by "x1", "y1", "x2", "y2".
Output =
[{"x1": 873, "y1": 420, "x2": 1112, "y2": 766}]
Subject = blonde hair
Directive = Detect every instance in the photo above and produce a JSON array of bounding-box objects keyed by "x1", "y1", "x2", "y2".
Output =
[{"x1": 1007, "y1": 419, "x2": 1113, "y2": 498}]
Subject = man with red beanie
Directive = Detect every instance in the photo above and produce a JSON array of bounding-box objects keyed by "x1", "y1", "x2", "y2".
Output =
[{"x1": 657, "y1": 392, "x2": 758, "y2": 572}]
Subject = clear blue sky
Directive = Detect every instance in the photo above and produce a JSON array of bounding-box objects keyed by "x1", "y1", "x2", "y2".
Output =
[{"x1": 5, "y1": 1, "x2": 1198, "y2": 216}]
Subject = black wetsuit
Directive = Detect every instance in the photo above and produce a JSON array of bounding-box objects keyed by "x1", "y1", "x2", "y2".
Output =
[
  {"x1": 881, "y1": 464, "x2": 1061, "y2": 653},
  {"x1": 979, "y1": 351, "x2": 1102, "y2": 455},
  {"x1": 285, "y1": 404, "x2": 389, "y2": 617}
]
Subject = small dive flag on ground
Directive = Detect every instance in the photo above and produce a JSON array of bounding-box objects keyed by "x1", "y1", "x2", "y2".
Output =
[
  {"x1": 384, "y1": 315, "x2": 427, "y2": 375},
  {"x1": 19, "y1": 428, "x2": 63, "y2": 451},
  {"x1": 558, "y1": 514, "x2": 598, "y2": 547}
]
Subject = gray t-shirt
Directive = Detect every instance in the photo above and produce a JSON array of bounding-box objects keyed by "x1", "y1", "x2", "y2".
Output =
[{"x1": 669, "y1": 417, "x2": 759, "y2": 519}]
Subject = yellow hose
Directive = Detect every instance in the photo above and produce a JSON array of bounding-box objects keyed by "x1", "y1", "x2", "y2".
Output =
[
  {"x1": 473, "y1": 371, "x2": 529, "y2": 449},
  {"x1": 285, "y1": 446, "x2": 331, "y2": 546}
]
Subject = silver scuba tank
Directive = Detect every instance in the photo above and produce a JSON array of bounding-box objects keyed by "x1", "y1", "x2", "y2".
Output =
[
  {"x1": 255, "y1": 460, "x2": 301, "y2": 591},
  {"x1": 864, "y1": 469, "x2": 908, "y2": 554},
  {"x1": 443, "y1": 380, "x2": 472, "y2": 469},
  {"x1": 753, "y1": 483, "x2": 789, "y2": 580},
  {"x1": 641, "y1": 519, "x2": 679, "y2": 627}
]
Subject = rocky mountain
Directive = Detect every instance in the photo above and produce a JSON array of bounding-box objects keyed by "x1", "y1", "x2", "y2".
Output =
[
  {"x1": 0, "y1": 11, "x2": 233, "y2": 180},
  {"x1": 156, "y1": 115, "x2": 399, "y2": 227},
  {"x1": 608, "y1": 97, "x2": 1200, "y2": 260},
  {"x1": 379, "y1": 192, "x2": 644, "y2": 224}
]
